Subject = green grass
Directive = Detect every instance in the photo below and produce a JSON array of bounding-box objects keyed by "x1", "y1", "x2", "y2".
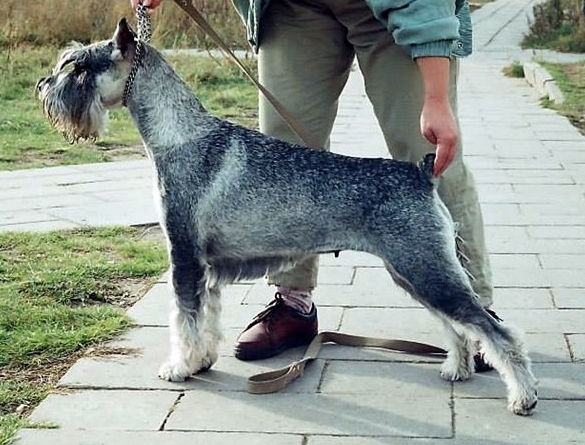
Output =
[
  {"x1": 0, "y1": 415, "x2": 22, "y2": 445},
  {"x1": 539, "y1": 61, "x2": 585, "y2": 132},
  {"x1": 523, "y1": 23, "x2": 585, "y2": 53},
  {"x1": 0, "y1": 46, "x2": 257, "y2": 171},
  {"x1": 522, "y1": 0, "x2": 585, "y2": 53},
  {"x1": 503, "y1": 61, "x2": 526, "y2": 78},
  {"x1": 0, "y1": 227, "x2": 168, "y2": 444},
  {"x1": 518, "y1": 0, "x2": 585, "y2": 133}
]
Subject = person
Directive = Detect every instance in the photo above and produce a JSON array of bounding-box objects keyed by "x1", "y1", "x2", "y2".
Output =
[{"x1": 131, "y1": 0, "x2": 494, "y2": 368}]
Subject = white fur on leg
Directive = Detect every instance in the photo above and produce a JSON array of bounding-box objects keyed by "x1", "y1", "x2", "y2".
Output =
[
  {"x1": 199, "y1": 285, "x2": 224, "y2": 370},
  {"x1": 158, "y1": 298, "x2": 207, "y2": 382},
  {"x1": 466, "y1": 323, "x2": 538, "y2": 415},
  {"x1": 439, "y1": 319, "x2": 474, "y2": 381}
]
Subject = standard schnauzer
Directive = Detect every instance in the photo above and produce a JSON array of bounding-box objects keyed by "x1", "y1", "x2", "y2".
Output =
[{"x1": 36, "y1": 19, "x2": 537, "y2": 415}]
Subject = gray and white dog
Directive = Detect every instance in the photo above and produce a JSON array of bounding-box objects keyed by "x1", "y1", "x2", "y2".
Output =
[{"x1": 37, "y1": 19, "x2": 537, "y2": 415}]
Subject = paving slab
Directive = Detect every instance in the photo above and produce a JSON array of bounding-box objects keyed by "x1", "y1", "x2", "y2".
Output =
[
  {"x1": 567, "y1": 334, "x2": 585, "y2": 361},
  {"x1": 453, "y1": 362, "x2": 585, "y2": 400},
  {"x1": 553, "y1": 288, "x2": 585, "y2": 309},
  {"x1": 16, "y1": 431, "x2": 303, "y2": 445},
  {"x1": 27, "y1": 390, "x2": 179, "y2": 430},
  {"x1": 165, "y1": 392, "x2": 452, "y2": 438},
  {"x1": 455, "y1": 399, "x2": 585, "y2": 444}
]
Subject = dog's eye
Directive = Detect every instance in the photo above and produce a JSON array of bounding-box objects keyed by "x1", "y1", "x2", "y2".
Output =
[{"x1": 74, "y1": 62, "x2": 86, "y2": 74}]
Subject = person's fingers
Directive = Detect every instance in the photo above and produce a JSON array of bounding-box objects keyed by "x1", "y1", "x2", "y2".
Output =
[
  {"x1": 432, "y1": 140, "x2": 457, "y2": 177},
  {"x1": 131, "y1": 0, "x2": 163, "y2": 11}
]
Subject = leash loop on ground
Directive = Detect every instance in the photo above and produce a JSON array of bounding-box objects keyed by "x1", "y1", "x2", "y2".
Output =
[{"x1": 247, "y1": 331, "x2": 447, "y2": 394}]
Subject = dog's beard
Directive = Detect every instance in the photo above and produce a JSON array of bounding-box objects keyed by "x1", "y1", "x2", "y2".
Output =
[
  {"x1": 40, "y1": 88, "x2": 108, "y2": 143},
  {"x1": 38, "y1": 48, "x2": 109, "y2": 143}
]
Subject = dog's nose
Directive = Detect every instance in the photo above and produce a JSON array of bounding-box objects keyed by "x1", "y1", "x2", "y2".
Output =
[{"x1": 35, "y1": 76, "x2": 50, "y2": 92}]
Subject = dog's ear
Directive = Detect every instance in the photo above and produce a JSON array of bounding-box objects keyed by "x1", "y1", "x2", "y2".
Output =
[{"x1": 112, "y1": 18, "x2": 137, "y2": 59}]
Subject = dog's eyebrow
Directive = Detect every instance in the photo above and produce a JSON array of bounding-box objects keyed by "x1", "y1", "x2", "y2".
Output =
[
  {"x1": 53, "y1": 45, "x2": 85, "y2": 74},
  {"x1": 54, "y1": 56, "x2": 76, "y2": 75}
]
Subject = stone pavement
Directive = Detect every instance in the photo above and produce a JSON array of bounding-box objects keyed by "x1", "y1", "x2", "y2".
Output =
[{"x1": 7, "y1": 0, "x2": 585, "y2": 443}]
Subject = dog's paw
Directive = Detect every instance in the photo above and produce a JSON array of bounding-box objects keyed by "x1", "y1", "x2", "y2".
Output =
[
  {"x1": 440, "y1": 368, "x2": 472, "y2": 382},
  {"x1": 199, "y1": 334, "x2": 219, "y2": 372},
  {"x1": 440, "y1": 357, "x2": 473, "y2": 381},
  {"x1": 198, "y1": 352, "x2": 217, "y2": 373},
  {"x1": 158, "y1": 361, "x2": 193, "y2": 382},
  {"x1": 508, "y1": 390, "x2": 538, "y2": 416}
]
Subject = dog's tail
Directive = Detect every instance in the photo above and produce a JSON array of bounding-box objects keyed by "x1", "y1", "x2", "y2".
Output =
[{"x1": 418, "y1": 153, "x2": 439, "y2": 187}]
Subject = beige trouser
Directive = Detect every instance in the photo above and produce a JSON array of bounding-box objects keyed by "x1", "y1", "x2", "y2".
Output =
[{"x1": 259, "y1": 0, "x2": 493, "y2": 307}]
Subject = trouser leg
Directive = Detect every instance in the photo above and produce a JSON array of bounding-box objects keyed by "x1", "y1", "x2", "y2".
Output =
[
  {"x1": 333, "y1": 0, "x2": 493, "y2": 306},
  {"x1": 258, "y1": 0, "x2": 355, "y2": 288}
]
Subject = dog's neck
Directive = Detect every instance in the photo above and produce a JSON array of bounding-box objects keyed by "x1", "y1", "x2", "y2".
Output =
[
  {"x1": 124, "y1": 46, "x2": 216, "y2": 156},
  {"x1": 121, "y1": 39, "x2": 144, "y2": 108}
]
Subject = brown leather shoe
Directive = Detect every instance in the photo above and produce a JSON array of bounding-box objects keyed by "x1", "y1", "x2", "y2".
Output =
[{"x1": 234, "y1": 293, "x2": 318, "y2": 361}]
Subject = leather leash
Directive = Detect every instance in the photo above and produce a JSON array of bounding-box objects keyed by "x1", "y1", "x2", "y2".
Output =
[
  {"x1": 167, "y1": 1, "x2": 448, "y2": 394},
  {"x1": 248, "y1": 331, "x2": 447, "y2": 394},
  {"x1": 172, "y1": 0, "x2": 321, "y2": 149}
]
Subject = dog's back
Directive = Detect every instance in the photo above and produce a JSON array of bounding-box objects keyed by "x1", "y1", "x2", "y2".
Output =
[{"x1": 155, "y1": 118, "x2": 439, "y2": 261}]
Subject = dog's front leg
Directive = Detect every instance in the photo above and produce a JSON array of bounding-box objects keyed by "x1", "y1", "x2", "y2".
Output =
[{"x1": 159, "y1": 260, "x2": 216, "y2": 382}]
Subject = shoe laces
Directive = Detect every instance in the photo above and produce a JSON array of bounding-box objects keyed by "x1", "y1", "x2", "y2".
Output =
[{"x1": 248, "y1": 292, "x2": 287, "y2": 326}]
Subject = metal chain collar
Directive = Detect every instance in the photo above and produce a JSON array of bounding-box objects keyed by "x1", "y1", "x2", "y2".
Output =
[
  {"x1": 122, "y1": 4, "x2": 152, "y2": 107},
  {"x1": 136, "y1": 4, "x2": 153, "y2": 43}
]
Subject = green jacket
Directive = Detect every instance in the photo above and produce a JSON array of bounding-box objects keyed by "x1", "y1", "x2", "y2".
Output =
[{"x1": 230, "y1": 0, "x2": 472, "y2": 59}]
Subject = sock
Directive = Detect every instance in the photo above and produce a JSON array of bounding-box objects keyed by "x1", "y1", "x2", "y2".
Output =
[{"x1": 277, "y1": 286, "x2": 313, "y2": 314}]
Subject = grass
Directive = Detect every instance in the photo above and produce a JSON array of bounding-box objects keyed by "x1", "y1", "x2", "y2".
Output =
[
  {"x1": 516, "y1": 0, "x2": 585, "y2": 132},
  {"x1": 0, "y1": 0, "x2": 256, "y2": 171},
  {"x1": 0, "y1": 0, "x2": 247, "y2": 49},
  {"x1": 522, "y1": 0, "x2": 585, "y2": 53},
  {"x1": 503, "y1": 61, "x2": 526, "y2": 78},
  {"x1": 0, "y1": 46, "x2": 258, "y2": 171},
  {"x1": 539, "y1": 60, "x2": 585, "y2": 132},
  {"x1": 0, "y1": 226, "x2": 168, "y2": 444}
]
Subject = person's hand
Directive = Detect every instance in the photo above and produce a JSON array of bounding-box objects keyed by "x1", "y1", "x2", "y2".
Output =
[
  {"x1": 420, "y1": 97, "x2": 458, "y2": 177},
  {"x1": 415, "y1": 56, "x2": 458, "y2": 176},
  {"x1": 130, "y1": 0, "x2": 163, "y2": 11}
]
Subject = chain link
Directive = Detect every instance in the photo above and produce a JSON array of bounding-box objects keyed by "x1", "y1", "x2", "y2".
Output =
[
  {"x1": 122, "y1": 3, "x2": 153, "y2": 107},
  {"x1": 136, "y1": 4, "x2": 152, "y2": 43}
]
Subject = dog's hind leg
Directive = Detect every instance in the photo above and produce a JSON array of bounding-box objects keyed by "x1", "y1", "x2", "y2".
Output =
[
  {"x1": 459, "y1": 317, "x2": 538, "y2": 415},
  {"x1": 437, "y1": 317, "x2": 474, "y2": 382},
  {"x1": 381, "y1": 241, "x2": 537, "y2": 415},
  {"x1": 159, "y1": 258, "x2": 216, "y2": 382}
]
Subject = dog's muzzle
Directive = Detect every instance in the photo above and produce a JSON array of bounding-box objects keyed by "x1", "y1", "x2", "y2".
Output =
[{"x1": 36, "y1": 76, "x2": 51, "y2": 94}]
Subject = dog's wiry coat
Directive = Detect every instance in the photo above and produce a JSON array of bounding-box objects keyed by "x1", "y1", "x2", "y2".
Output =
[{"x1": 37, "y1": 19, "x2": 537, "y2": 415}]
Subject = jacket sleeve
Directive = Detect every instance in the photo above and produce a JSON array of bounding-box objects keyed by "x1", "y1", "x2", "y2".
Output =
[{"x1": 364, "y1": 0, "x2": 459, "y2": 59}]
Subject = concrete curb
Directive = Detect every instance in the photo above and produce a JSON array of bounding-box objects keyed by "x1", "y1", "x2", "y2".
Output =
[{"x1": 522, "y1": 61, "x2": 565, "y2": 104}]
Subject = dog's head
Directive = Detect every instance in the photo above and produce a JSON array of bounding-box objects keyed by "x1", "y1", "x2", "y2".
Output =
[{"x1": 36, "y1": 19, "x2": 137, "y2": 142}]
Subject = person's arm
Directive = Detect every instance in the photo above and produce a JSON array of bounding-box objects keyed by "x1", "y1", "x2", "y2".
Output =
[
  {"x1": 416, "y1": 56, "x2": 458, "y2": 176},
  {"x1": 365, "y1": 0, "x2": 461, "y2": 175},
  {"x1": 365, "y1": 0, "x2": 459, "y2": 59}
]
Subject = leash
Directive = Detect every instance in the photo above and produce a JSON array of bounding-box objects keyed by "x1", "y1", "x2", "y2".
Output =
[
  {"x1": 132, "y1": 2, "x2": 448, "y2": 393},
  {"x1": 171, "y1": 0, "x2": 321, "y2": 149},
  {"x1": 122, "y1": 3, "x2": 152, "y2": 107},
  {"x1": 247, "y1": 331, "x2": 447, "y2": 394}
]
